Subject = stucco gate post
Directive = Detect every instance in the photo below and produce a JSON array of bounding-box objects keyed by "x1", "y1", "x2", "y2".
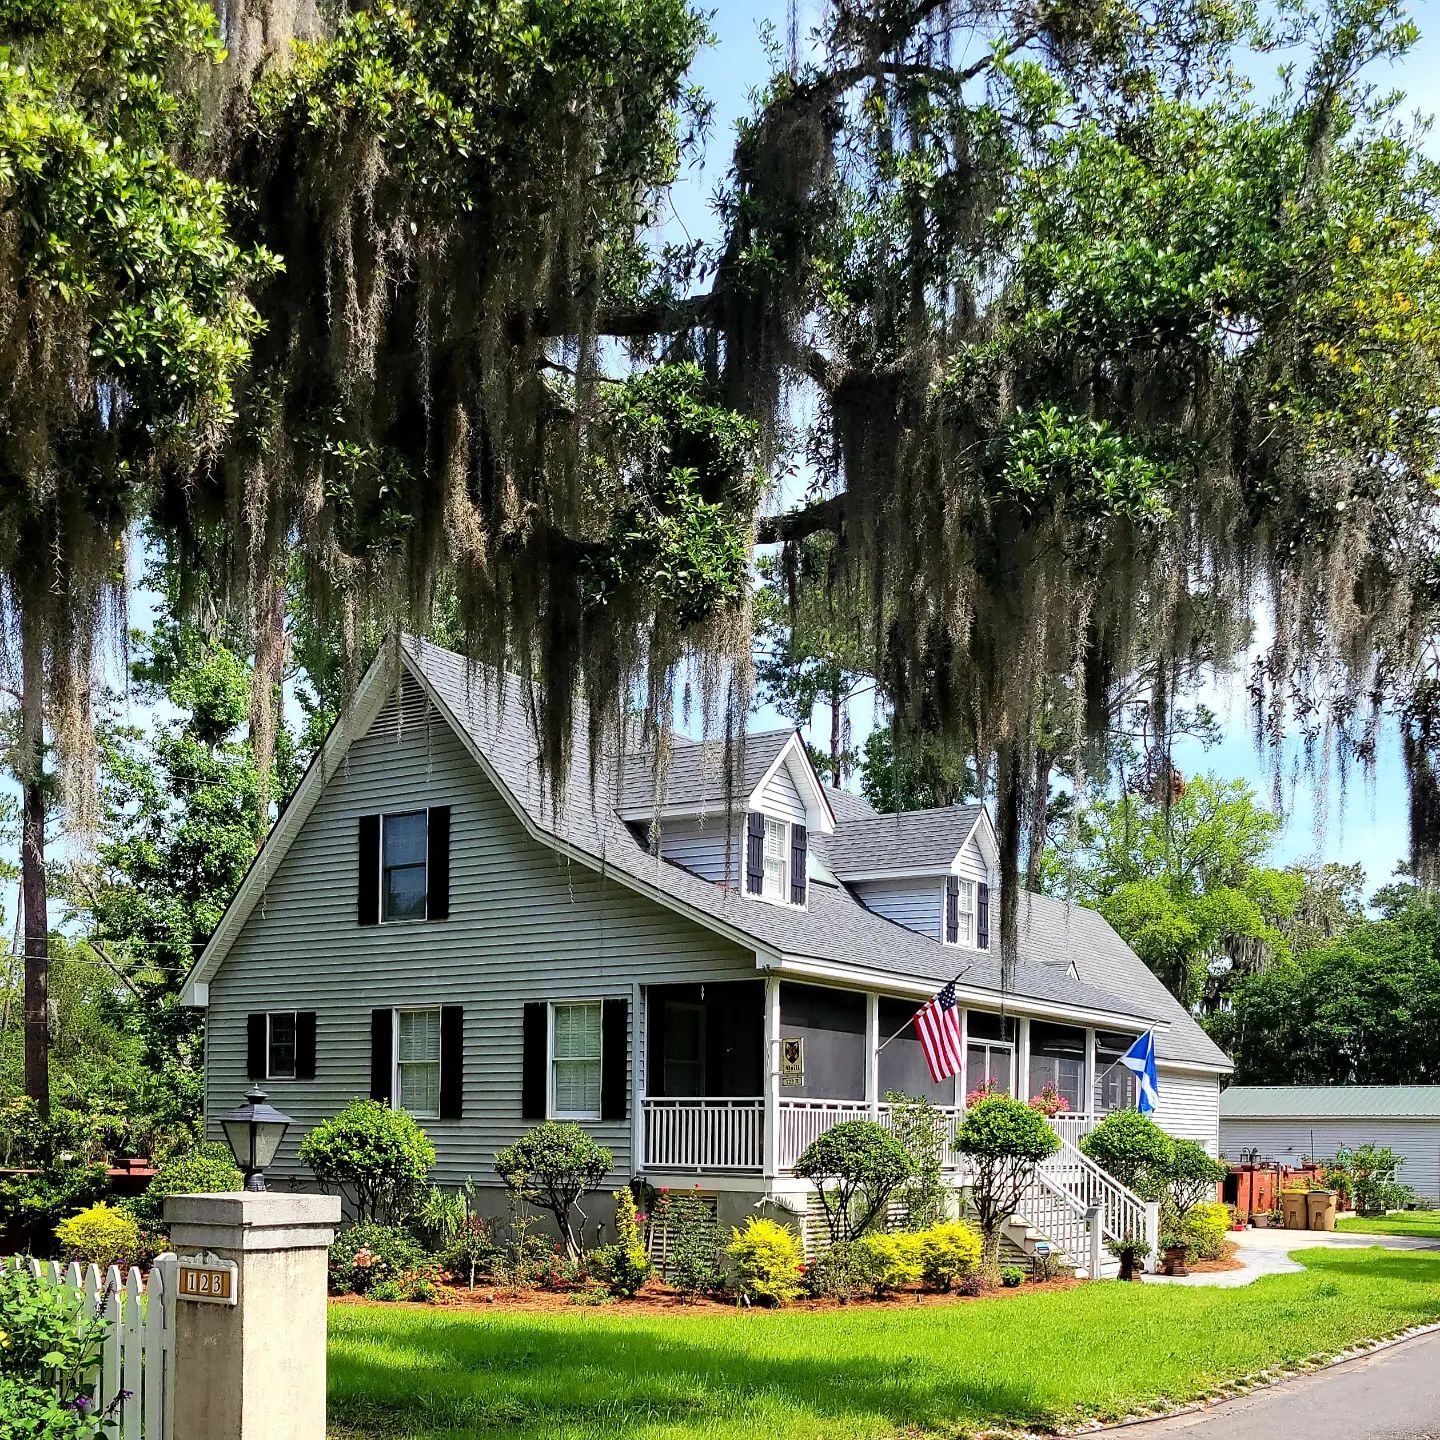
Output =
[{"x1": 164, "y1": 1192, "x2": 342, "y2": 1440}]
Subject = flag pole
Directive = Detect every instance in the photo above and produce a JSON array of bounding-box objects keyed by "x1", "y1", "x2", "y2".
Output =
[{"x1": 874, "y1": 965, "x2": 971, "y2": 1055}]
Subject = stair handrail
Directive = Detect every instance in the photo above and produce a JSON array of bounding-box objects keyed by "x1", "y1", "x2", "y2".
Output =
[{"x1": 1040, "y1": 1130, "x2": 1153, "y2": 1251}]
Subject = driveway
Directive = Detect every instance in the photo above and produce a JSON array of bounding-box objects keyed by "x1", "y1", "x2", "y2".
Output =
[
  {"x1": 1148, "y1": 1226, "x2": 1440, "y2": 1288},
  {"x1": 1107, "y1": 1326, "x2": 1440, "y2": 1439}
]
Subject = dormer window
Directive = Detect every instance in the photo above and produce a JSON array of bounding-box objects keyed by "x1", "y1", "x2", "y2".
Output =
[
  {"x1": 745, "y1": 812, "x2": 808, "y2": 906},
  {"x1": 946, "y1": 876, "x2": 991, "y2": 949}
]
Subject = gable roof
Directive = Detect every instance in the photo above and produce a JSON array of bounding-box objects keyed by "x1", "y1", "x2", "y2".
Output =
[
  {"x1": 617, "y1": 729, "x2": 793, "y2": 812},
  {"x1": 185, "y1": 635, "x2": 1229, "y2": 1065},
  {"x1": 820, "y1": 805, "x2": 986, "y2": 876},
  {"x1": 1220, "y1": 1086, "x2": 1440, "y2": 1120}
]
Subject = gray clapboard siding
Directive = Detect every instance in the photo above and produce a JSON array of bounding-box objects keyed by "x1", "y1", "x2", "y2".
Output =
[
  {"x1": 850, "y1": 878, "x2": 943, "y2": 941},
  {"x1": 760, "y1": 759, "x2": 807, "y2": 824},
  {"x1": 1216, "y1": 1118, "x2": 1440, "y2": 1199},
  {"x1": 205, "y1": 678, "x2": 756, "y2": 1187},
  {"x1": 651, "y1": 813, "x2": 740, "y2": 886}
]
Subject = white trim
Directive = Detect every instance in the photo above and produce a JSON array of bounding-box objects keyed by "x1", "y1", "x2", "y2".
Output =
[
  {"x1": 264, "y1": 1010, "x2": 299, "y2": 1081},
  {"x1": 548, "y1": 999, "x2": 604, "y2": 1122},
  {"x1": 379, "y1": 807, "x2": 430, "y2": 924},
  {"x1": 832, "y1": 865, "x2": 955, "y2": 882},
  {"x1": 393, "y1": 1005, "x2": 443, "y2": 1121},
  {"x1": 1159, "y1": 1058, "x2": 1235, "y2": 1078},
  {"x1": 744, "y1": 731, "x2": 836, "y2": 835}
]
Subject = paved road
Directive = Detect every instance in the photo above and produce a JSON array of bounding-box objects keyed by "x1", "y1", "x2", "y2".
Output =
[{"x1": 1112, "y1": 1329, "x2": 1440, "y2": 1439}]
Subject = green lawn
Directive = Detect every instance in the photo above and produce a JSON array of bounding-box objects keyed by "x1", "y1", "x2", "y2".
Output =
[
  {"x1": 1337, "y1": 1210, "x2": 1440, "y2": 1239},
  {"x1": 328, "y1": 1247, "x2": 1440, "y2": 1440}
]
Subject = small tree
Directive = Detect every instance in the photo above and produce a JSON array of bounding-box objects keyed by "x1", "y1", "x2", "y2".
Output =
[
  {"x1": 883, "y1": 1093, "x2": 950, "y2": 1230},
  {"x1": 298, "y1": 1100, "x2": 435, "y2": 1224},
  {"x1": 1079, "y1": 1110, "x2": 1174, "y2": 1198},
  {"x1": 1166, "y1": 1140, "x2": 1228, "y2": 1222},
  {"x1": 954, "y1": 1096, "x2": 1060, "y2": 1283},
  {"x1": 792, "y1": 1120, "x2": 916, "y2": 1244},
  {"x1": 1341, "y1": 1143, "x2": 1405, "y2": 1216},
  {"x1": 492, "y1": 1122, "x2": 611, "y2": 1259}
]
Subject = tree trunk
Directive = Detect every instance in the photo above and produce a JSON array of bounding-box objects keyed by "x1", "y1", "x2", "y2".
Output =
[
  {"x1": 20, "y1": 627, "x2": 48, "y2": 1120},
  {"x1": 829, "y1": 677, "x2": 843, "y2": 788},
  {"x1": 1025, "y1": 746, "x2": 1052, "y2": 891}
]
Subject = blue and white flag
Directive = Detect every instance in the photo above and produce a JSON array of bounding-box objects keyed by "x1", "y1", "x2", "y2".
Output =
[{"x1": 1119, "y1": 1030, "x2": 1160, "y2": 1114}]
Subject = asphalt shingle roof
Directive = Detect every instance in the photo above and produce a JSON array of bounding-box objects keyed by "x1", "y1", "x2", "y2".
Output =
[
  {"x1": 819, "y1": 805, "x2": 985, "y2": 875},
  {"x1": 402, "y1": 638, "x2": 1228, "y2": 1057},
  {"x1": 617, "y1": 729, "x2": 794, "y2": 812},
  {"x1": 1220, "y1": 1086, "x2": 1440, "y2": 1120}
]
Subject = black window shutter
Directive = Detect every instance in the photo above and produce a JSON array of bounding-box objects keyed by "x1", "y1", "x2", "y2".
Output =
[
  {"x1": 247, "y1": 1014, "x2": 266, "y2": 1080},
  {"x1": 601, "y1": 998, "x2": 628, "y2": 1122},
  {"x1": 428, "y1": 806, "x2": 451, "y2": 920},
  {"x1": 370, "y1": 1008, "x2": 393, "y2": 1104},
  {"x1": 358, "y1": 814, "x2": 381, "y2": 926},
  {"x1": 745, "y1": 812, "x2": 765, "y2": 894},
  {"x1": 439, "y1": 1006, "x2": 463, "y2": 1118},
  {"x1": 790, "y1": 823, "x2": 808, "y2": 905},
  {"x1": 977, "y1": 882, "x2": 990, "y2": 950},
  {"x1": 945, "y1": 876, "x2": 959, "y2": 943},
  {"x1": 521, "y1": 1003, "x2": 547, "y2": 1120},
  {"x1": 296, "y1": 1011, "x2": 317, "y2": 1080}
]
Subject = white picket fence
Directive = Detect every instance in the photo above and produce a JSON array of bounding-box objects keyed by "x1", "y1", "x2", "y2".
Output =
[{"x1": 7, "y1": 1254, "x2": 177, "y2": 1439}]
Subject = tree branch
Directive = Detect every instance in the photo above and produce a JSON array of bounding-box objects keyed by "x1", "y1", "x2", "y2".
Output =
[{"x1": 756, "y1": 492, "x2": 847, "y2": 546}]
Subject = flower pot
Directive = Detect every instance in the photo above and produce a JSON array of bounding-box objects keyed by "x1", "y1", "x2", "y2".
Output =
[
  {"x1": 1161, "y1": 1245, "x2": 1190, "y2": 1278},
  {"x1": 1251, "y1": 1213, "x2": 1270, "y2": 1228}
]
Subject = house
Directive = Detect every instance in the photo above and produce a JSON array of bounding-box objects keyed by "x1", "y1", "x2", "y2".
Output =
[
  {"x1": 182, "y1": 636, "x2": 1230, "y2": 1266},
  {"x1": 1220, "y1": 1086, "x2": 1440, "y2": 1201}
]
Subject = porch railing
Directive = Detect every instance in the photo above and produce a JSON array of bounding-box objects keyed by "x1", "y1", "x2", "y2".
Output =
[
  {"x1": 776, "y1": 1099, "x2": 872, "y2": 1171},
  {"x1": 642, "y1": 1097, "x2": 764, "y2": 1171}
]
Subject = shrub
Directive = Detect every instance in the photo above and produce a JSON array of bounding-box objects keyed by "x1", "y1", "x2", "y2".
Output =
[
  {"x1": 129, "y1": 1143, "x2": 242, "y2": 1227},
  {"x1": 955, "y1": 1096, "x2": 1060, "y2": 1281},
  {"x1": 999, "y1": 1265, "x2": 1026, "y2": 1287},
  {"x1": 590, "y1": 1189, "x2": 650, "y2": 1297},
  {"x1": 55, "y1": 1204, "x2": 140, "y2": 1271},
  {"x1": 883, "y1": 1093, "x2": 950, "y2": 1230},
  {"x1": 1079, "y1": 1110, "x2": 1173, "y2": 1199},
  {"x1": 1166, "y1": 1140, "x2": 1228, "y2": 1219},
  {"x1": 653, "y1": 1189, "x2": 726, "y2": 1300},
  {"x1": 412, "y1": 1185, "x2": 469, "y2": 1251},
  {"x1": 1337, "y1": 1144, "x2": 1406, "y2": 1215},
  {"x1": 801, "y1": 1240, "x2": 872, "y2": 1302},
  {"x1": 1185, "y1": 1201, "x2": 1231, "y2": 1260},
  {"x1": 493, "y1": 1122, "x2": 611, "y2": 1259},
  {"x1": 726, "y1": 1217, "x2": 803, "y2": 1306},
  {"x1": 369, "y1": 1262, "x2": 445, "y2": 1303},
  {"x1": 299, "y1": 1100, "x2": 436, "y2": 1224},
  {"x1": 919, "y1": 1220, "x2": 982, "y2": 1291},
  {"x1": 852, "y1": 1231, "x2": 924, "y2": 1294},
  {"x1": 0, "y1": 1111, "x2": 109, "y2": 1244},
  {"x1": 440, "y1": 1213, "x2": 503, "y2": 1288},
  {"x1": 792, "y1": 1121, "x2": 915, "y2": 1244},
  {"x1": 329, "y1": 1223, "x2": 427, "y2": 1296}
]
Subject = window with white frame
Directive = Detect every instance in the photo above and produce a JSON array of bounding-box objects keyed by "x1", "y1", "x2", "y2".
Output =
[
  {"x1": 762, "y1": 816, "x2": 787, "y2": 900},
  {"x1": 266, "y1": 1011, "x2": 297, "y2": 1080},
  {"x1": 954, "y1": 878, "x2": 976, "y2": 946},
  {"x1": 382, "y1": 811, "x2": 428, "y2": 921},
  {"x1": 551, "y1": 1001, "x2": 603, "y2": 1120},
  {"x1": 395, "y1": 1008, "x2": 442, "y2": 1118}
]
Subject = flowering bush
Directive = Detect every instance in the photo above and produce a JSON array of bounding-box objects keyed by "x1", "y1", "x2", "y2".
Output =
[
  {"x1": 329, "y1": 1223, "x2": 427, "y2": 1295},
  {"x1": 368, "y1": 1262, "x2": 445, "y2": 1303},
  {"x1": 919, "y1": 1220, "x2": 982, "y2": 1291},
  {"x1": 964, "y1": 1077, "x2": 1002, "y2": 1107},
  {"x1": 1027, "y1": 1084, "x2": 1070, "y2": 1118},
  {"x1": 726, "y1": 1217, "x2": 804, "y2": 1306},
  {"x1": 55, "y1": 1204, "x2": 141, "y2": 1272}
]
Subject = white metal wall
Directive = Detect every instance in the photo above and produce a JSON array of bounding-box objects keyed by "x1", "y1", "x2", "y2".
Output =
[{"x1": 1218, "y1": 1117, "x2": 1440, "y2": 1199}]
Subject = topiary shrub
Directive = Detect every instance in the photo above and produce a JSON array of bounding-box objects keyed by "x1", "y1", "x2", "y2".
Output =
[
  {"x1": 329, "y1": 1222, "x2": 427, "y2": 1295},
  {"x1": 919, "y1": 1220, "x2": 982, "y2": 1291},
  {"x1": 954, "y1": 1096, "x2": 1060, "y2": 1284},
  {"x1": 1079, "y1": 1110, "x2": 1174, "y2": 1198},
  {"x1": 299, "y1": 1100, "x2": 436, "y2": 1224},
  {"x1": 792, "y1": 1120, "x2": 915, "y2": 1244},
  {"x1": 55, "y1": 1204, "x2": 140, "y2": 1271},
  {"x1": 129, "y1": 1142, "x2": 242, "y2": 1227},
  {"x1": 726, "y1": 1217, "x2": 803, "y2": 1306},
  {"x1": 492, "y1": 1122, "x2": 612, "y2": 1260},
  {"x1": 1166, "y1": 1139, "x2": 1228, "y2": 1220}
]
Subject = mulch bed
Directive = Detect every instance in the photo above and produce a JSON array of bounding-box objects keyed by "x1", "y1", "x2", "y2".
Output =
[{"x1": 1177, "y1": 1241, "x2": 1245, "y2": 1275}]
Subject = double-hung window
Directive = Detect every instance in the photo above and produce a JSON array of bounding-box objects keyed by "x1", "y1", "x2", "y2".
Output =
[
  {"x1": 954, "y1": 879, "x2": 976, "y2": 946},
  {"x1": 266, "y1": 1011, "x2": 298, "y2": 1080},
  {"x1": 395, "y1": 1008, "x2": 442, "y2": 1118},
  {"x1": 761, "y1": 817, "x2": 787, "y2": 901},
  {"x1": 551, "y1": 1002, "x2": 603, "y2": 1120},
  {"x1": 382, "y1": 811, "x2": 428, "y2": 921}
]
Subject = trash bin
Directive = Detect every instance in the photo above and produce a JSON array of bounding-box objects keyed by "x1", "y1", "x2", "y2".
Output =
[
  {"x1": 1282, "y1": 1192, "x2": 1309, "y2": 1229},
  {"x1": 1306, "y1": 1191, "x2": 1338, "y2": 1232}
]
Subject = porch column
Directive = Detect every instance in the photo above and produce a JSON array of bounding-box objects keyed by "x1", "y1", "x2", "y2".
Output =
[
  {"x1": 631, "y1": 981, "x2": 645, "y2": 1173},
  {"x1": 865, "y1": 992, "x2": 880, "y2": 1119},
  {"x1": 1084, "y1": 1026, "x2": 1097, "y2": 1119},
  {"x1": 1016, "y1": 1015, "x2": 1031, "y2": 1101},
  {"x1": 763, "y1": 970, "x2": 781, "y2": 1177}
]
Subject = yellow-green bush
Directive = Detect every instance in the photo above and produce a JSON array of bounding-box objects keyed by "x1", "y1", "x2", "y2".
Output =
[
  {"x1": 853, "y1": 1230, "x2": 924, "y2": 1293},
  {"x1": 919, "y1": 1220, "x2": 982, "y2": 1290},
  {"x1": 726, "y1": 1217, "x2": 803, "y2": 1305},
  {"x1": 55, "y1": 1202, "x2": 140, "y2": 1270},
  {"x1": 1186, "y1": 1201, "x2": 1231, "y2": 1260}
]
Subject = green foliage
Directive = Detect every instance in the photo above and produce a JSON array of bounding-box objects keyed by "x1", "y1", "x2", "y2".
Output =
[
  {"x1": 1330, "y1": 1144, "x2": 1405, "y2": 1216},
  {"x1": 129, "y1": 1143, "x2": 242, "y2": 1228},
  {"x1": 882, "y1": 1093, "x2": 951, "y2": 1230},
  {"x1": 1080, "y1": 1110, "x2": 1175, "y2": 1200},
  {"x1": 1184, "y1": 1202, "x2": 1231, "y2": 1261},
  {"x1": 653, "y1": 1189, "x2": 726, "y2": 1301},
  {"x1": 955, "y1": 1096, "x2": 1061, "y2": 1273},
  {"x1": 1166, "y1": 1140, "x2": 1228, "y2": 1219},
  {"x1": 0, "y1": 1135, "x2": 109, "y2": 1250},
  {"x1": 726, "y1": 1217, "x2": 803, "y2": 1307},
  {"x1": 589, "y1": 1190, "x2": 651, "y2": 1297},
  {"x1": 919, "y1": 1221, "x2": 983, "y2": 1292},
  {"x1": 54, "y1": 1204, "x2": 139, "y2": 1271},
  {"x1": 492, "y1": 1122, "x2": 612, "y2": 1260},
  {"x1": 299, "y1": 1100, "x2": 436, "y2": 1225},
  {"x1": 851, "y1": 1231, "x2": 924, "y2": 1295},
  {"x1": 328, "y1": 1223, "x2": 428, "y2": 1297},
  {"x1": 368, "y1": 1262, "x2": 445, "y2": 1303},
  {"x1": 800, "y1": 1239, "x2": 873, "y2": 1303},
  {"x1": 999, "y1": 1265, "x2": 1026, "y2": 1289},
  {"x1": 0, "y1": 1264, "x2": 109, "y2": 1436},
  {"x1": 859, "y1": 730, "x2": 976, "y2": 815},
  {"x1": 792, "y1": 1120, "x2": 915, "y2": 1244}
]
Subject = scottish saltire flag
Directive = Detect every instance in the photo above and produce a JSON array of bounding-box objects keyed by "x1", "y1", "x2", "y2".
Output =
[
  {"x1": 1120, "y1": 1030, "x2": 1160, "y2": 1114},
  {"x1": 915, "y1": 981, "x2": 964, "y2": 1084}
]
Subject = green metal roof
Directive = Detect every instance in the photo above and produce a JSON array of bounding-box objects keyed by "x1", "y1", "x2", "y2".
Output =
[{"x1": 1220, "y1": 1086, "x2": 1440, "y2": 1120}]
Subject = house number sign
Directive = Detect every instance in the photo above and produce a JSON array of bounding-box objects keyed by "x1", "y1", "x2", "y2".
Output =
[
  {"x1": 176, "y1": 1256, "x2": 239, "y2": 1305},
  {"x1": 781, "y1": 1037, "x2": 805, "y2": 1087}
]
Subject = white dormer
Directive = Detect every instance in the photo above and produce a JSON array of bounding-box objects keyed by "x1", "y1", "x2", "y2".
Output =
[
  {"x1": 741, "y1": 731, "x2": 836, "y2": 908},
  {"x1": 944, "y1": 809, "x2": 998, "y2": 952}
]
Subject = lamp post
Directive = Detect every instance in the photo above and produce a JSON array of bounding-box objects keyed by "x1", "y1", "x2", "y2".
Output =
[{"x1": 220, "y1": 1086, "x2": 293, "y2": 1192}]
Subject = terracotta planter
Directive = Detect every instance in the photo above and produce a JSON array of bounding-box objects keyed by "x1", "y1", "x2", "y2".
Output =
[
  {"x1": 1252, "y1": 1213, "x2": 1271, "y2": 1228},
  {"x1": 1162, "y1": 1245, "x2": 1190, "y2": 1277}
]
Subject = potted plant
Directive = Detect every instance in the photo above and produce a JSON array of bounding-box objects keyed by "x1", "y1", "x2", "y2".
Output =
[
  {"x1": 1105, "y1": 1231, "x2": 1151, "y2": 1282},
  {"x1": 1231, "y1": 1211, "x2": 1249, "y2": 1231},
  {"x1": 1159, "y1": 1226, "x2": 1190, "y2": 1277},
  {"x1": 1251, "y1": 1208, "x2": 1271, "y2": 1228}
]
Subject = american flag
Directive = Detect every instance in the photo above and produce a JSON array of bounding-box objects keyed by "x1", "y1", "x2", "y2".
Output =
[{"x1": 914, "y1": 980, "x2": 964, "y2": 1083}]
